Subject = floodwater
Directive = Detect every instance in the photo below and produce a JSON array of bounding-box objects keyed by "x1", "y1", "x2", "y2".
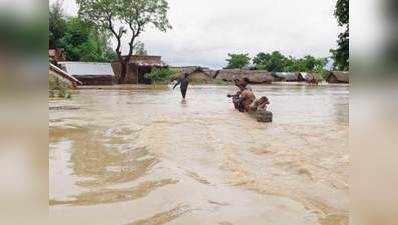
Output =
[{"x1": 49, "y1": 84, "x2": 349, "y2": 225}]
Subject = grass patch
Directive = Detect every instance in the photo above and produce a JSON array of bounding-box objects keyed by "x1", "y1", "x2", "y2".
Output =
[{"x1": 49, "y1": 75, "x2": 72, "y2": 99}]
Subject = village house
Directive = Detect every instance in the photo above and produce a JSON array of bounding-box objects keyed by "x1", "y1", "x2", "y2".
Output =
[
  {"x1": 49, "y1": 49, "x2": 66, "y2": 62},
  {"x1": 112, "y1": 55, "x2": 167, "y2": 84},
  {"x1": 58, "y1": 62, "x2": 116, "y2": 85},
  {"x1": 272, "y1": 72, "x2": 306, "y2": 82},
  {"x1": 325, "y1": 71, "x2": 349, "y2": 83},
  {"x1": 49, "y1": 63, "x2": 83, "y2": 88},
  {"x1": 170, "y1": 66, "x2": 218, "y2": 83},
  {"x1": 214, "y1": 69, "x2": 274, "y2": 84}
]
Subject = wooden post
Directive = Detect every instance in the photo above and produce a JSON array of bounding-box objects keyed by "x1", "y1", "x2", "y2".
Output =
[{"x1": 136, "y1": 66, "x2": 139, "y2": 87}]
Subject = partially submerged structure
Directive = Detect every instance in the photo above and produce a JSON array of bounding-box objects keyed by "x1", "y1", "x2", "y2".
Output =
[
  {"x1": 326, "y1": 71, "x2": 349, "y2": 83},
  {"x1": 214, "y1": 69, "x2": 274, "y2": 84},
  {"x1": 49, "y1": 63, "x2": 82, "y2": 88},
  {"x1": 272, "y1": 72, "x2": 305, "y2": 82},
  {"x1": 58, "y1": 62, "x2": 115, "y2": 85},
  {"x1": 112, "y1": 55, "x2": 167, "y2": 84},
  {"x1": 170, "y1": 66, "x2": 216, "y2": 83}
]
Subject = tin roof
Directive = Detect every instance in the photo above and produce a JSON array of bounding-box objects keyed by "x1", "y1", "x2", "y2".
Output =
[
  {"x1": 58, "y1": 62, "x2": 115, "y2": 76},
  {"x1": 49, "y1": 63, "x2": 83, "y2": 85}
]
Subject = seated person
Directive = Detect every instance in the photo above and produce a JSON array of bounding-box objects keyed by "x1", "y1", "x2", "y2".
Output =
[
  {"x1": 240, "y1": 89, "x2": 256, "y2": 112},
  {"x1": 227, "y1": 78, "x2": 255, "y2": 112}
]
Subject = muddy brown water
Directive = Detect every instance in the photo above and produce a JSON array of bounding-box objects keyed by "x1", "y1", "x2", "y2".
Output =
[{"x1": 49, "y1": 84, "x2": 349, "y2": 225}]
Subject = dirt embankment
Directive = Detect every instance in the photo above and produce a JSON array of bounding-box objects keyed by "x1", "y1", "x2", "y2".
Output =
[{"x1": 171, "y1": 67, "x2": 276, "y2": 84}]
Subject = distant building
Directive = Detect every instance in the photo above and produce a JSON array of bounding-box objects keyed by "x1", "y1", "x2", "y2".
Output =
[
  {"x1": 272, "y1": 72, "x2": 306, "y2": 82},
  {"x1": 49, "y1": 49, "x2": 66, "y2": 62},
  {"x1": 58, "y1": 62, "x2": 116, "y2": 85},
  {"x1": 169, "y1": 66, "x2": 216, "y2": 83},
  {"x1": 326, "y1": 71, "x2": 349, "y2": 83},
  {"x1": 214, "y1": 69, "x2": 274, "y2": 84},
  {"x1": 111, "y1": 55, "x2": 167, "y2": 84}
]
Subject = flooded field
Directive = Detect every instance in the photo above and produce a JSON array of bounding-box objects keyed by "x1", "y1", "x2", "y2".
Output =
[{"x1": 49, "y1": 84, "x2": 349, "y2": 225}]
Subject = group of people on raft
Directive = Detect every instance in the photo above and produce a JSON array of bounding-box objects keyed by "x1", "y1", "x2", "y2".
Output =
[{"x1": 173, "y1": 73, "x2": 270, "y2": 113}]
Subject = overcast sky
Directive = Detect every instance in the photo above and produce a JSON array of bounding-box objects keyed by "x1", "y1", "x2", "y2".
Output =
[{"x1": 52, "y1": 0, "x2": 341, "y2": 69}]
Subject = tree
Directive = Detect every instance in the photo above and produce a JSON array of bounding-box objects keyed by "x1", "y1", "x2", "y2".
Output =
[
  {"x1": 58, "y1": 17, "x2": 116, "y2": 62},
  {"x1": 331, "y1": 0, "x2": 349, "y2": 71},
  {"x1": 76, "y1": 0, "x2": 172, "y2": 83},
  {"x1": 252, "y1": 51, "x2": 326, "y2": 72},
  {"x1": 133, "y1": 41, "x2": 148, "y2": 55},
  {"x1": 253, "y1": 51, "x2": 288, "y2": 72},
  {"x1": 144, "y1": 67, "x2": 173, "y2": 87},
  {"x1": 225, "y1": 53, "x2": 251, "y2": 69},
  {"x1": 49, "y1": 1, "x2": 66, "y2": 49},
  {"x1": 49, "y1": 2, "x2": 116, "y2": 62}
]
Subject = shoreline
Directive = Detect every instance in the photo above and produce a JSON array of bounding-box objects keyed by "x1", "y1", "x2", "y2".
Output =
[{"x1": 74, "y1": 82, "x2": 349, "y2": 90}]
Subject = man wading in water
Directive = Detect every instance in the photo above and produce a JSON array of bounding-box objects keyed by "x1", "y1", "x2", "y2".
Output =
[{"x1": 173, "y1": 73, "x2": 189, "y2": 101}]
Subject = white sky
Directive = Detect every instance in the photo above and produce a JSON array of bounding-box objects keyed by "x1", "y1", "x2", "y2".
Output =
[{"x1": 51, "y1": 0, "x2": 341, "y2": 69}]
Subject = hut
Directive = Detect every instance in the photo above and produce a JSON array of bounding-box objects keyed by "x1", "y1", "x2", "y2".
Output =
[
  {"x1": 49, "y1": 49, "x2": 66, "y2": 62},
  {"x1": 326, "y1": 71, "x2": 349, "y2": 83},
  {"x1": 214, "y1": 69, "x2": 274, "y2": 84},
  {"x1": 272, "y1": 72, "x2": 305, "y2": 82},
  {"x1": 111, "y1": 55, "x2": 167, "y2": 84},
  {"x1": 49, "y1": 63, "x2": 82, "y2": 88},
  {"x1": 58, "y1": 62, "x2": 115, "y2": 85},
  {"x1": 170, "y1": 66, "x2": 216, "y2": 83}
]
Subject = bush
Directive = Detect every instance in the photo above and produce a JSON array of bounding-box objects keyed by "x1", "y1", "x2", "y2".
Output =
[
  {"x1": 49, "y1": 75, "x2": 72, "y2": 99},
  {"x1": 144, "y1": 68, "x2": 174, "y2": 86}
]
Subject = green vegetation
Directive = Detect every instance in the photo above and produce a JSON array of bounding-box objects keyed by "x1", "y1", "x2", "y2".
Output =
[
  {"x1": 49, "y1": 1, "x2": 116, "y2": 62},
  {"x1": 144, "y1": 68, "x2": 174, "y2": 87},
  {"x1": 330, "y1": 0, "x2": 349, "y2": 71},
  {"x1": 225, "y1": 53, "x2": 251, "y2": 69},
  {"x1": 49, "y1": 75, "x2": 72, "y2": 99},
  {"x1": 225, "y1": 51, "x2": 326, "y2": 73},
  {"x1": 224, "y1": 1, "x2": 349, "y2": 73},
  {"x1": 214, "y1": 79, "x2": 227, "y2": 85},
  {"x1": 76, "y1": 0, "x2": 172, "y2": 84}
]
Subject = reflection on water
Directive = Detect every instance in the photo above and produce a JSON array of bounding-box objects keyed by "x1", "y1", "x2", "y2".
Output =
[{"x1": 49, "y1": 84, "x2": 349, "y2": 225}]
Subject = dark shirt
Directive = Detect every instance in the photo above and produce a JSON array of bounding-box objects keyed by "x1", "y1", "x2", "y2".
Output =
[{"x1": 173, "y1": 77, "x2": 189, "y2": 90}]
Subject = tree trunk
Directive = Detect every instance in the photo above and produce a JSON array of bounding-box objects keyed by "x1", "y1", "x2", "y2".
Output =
[{"x1": 118, "y1": 61, "x2": 127, "y2": 84}]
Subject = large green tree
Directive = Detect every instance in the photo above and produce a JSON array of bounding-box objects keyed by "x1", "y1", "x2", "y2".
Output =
[
  {"x1": 49, "y1": 2, "x2": 116, "y2": 62},
  {"x1": 253, "y1": 51, "x2": 326, "y2": 72},
  {"x1": 59, "y1": 17, "x2": 116, "y2": 62},
  {"x1": 225, "y1": 53, "x2": 251, "y2": 69},
  {"x1": 331, "y1": 0, "x2": 349, "y2": 71},
  {"x1": 253, "y1": 51, "x2": 288, "y2": 72},
  {"x1": 49, "y1": 1, "x2": 66, "y2": 49},
  {"x1": 76, "y1": 0, "x2": 172, "y2": 83}
]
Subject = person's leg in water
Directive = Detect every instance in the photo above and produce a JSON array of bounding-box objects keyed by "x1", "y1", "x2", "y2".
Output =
[{"x1": 181, "y1": 87, "x2": 187, "y2": 99}]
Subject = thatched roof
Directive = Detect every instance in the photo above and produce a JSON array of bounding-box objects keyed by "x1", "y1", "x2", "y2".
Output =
[
  {"x1": 214, "y1": 69, "x2": 274, "y2": 84},
  {"x1": 326, "y1": 71, "x2": 349, "y2": 83},
  {"x1": 170, "y1": 66, "x2": 215, "y2": 83},
  {"x1": 49, "y1": 63, "x2": 82, "y2": 86},
  {"x1": 59, "y1": 62, "x2": 115, "y2": 77},
  {"x1": 272, "y1": 72, "x2": 305, "y2": 82}
]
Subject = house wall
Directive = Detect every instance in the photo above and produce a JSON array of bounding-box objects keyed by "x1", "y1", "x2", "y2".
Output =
[
  {"x1": 111, "y1": 62, "x2": 154, "y2": 84},
  {"x1": 74, "y1": 75, "x2": 114, "y2": 85},
  {"x1": 111, "y1": 62, "x2": 138, "y2": 83},
  {"x1": 327, "y1": 75, "x2": 340, "y2": 83}
]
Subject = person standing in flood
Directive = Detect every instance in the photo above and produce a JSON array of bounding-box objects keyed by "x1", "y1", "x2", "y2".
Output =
[{"x1": 173, "y1": 73, "x2": 189, "y2": 100}]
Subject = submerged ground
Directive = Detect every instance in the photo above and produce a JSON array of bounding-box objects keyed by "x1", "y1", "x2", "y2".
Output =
[{"x1": 49, "y1": 84, "x2": 349, "y2": 225}]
